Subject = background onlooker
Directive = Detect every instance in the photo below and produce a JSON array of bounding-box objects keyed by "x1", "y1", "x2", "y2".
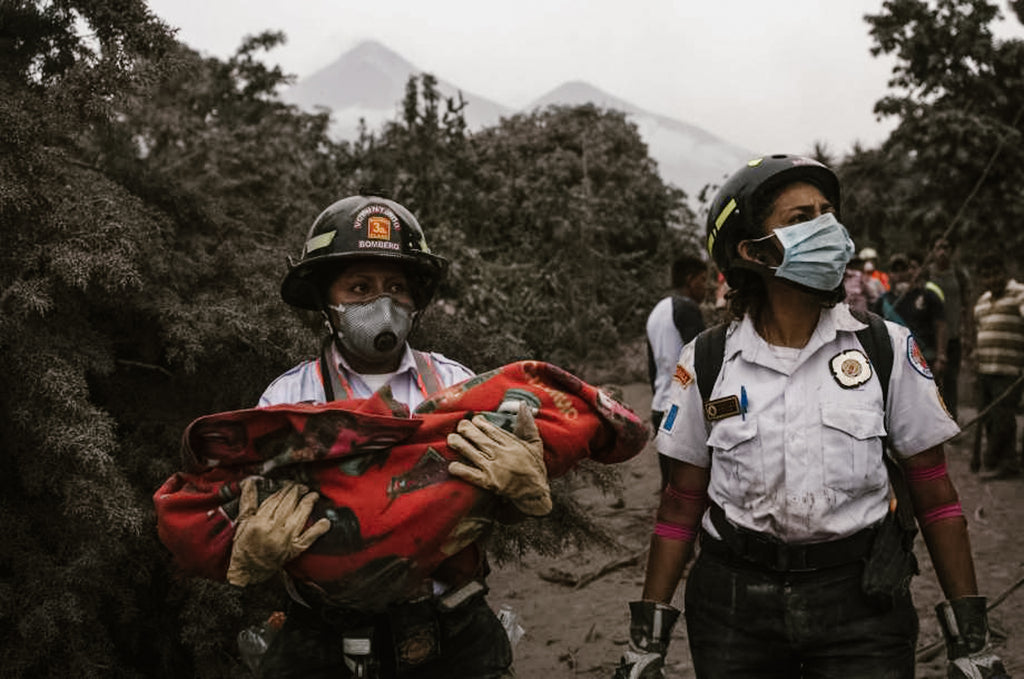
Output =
[
  {"x1": 972, "y1": 254, "x2": 1024, "y2": 478},
  {"x1": 859, "y1": 246, "x2": 891, "y2": 292},
  {"x1": 875, "y1": 252, "x2": 947, "y2": 376},
  {"x1": 843, "y1": 255, "x2": 882, "y2": 313},
  {"x1": 645, "y1": 255, "x2": 708, "y2": 489},
  {"x1": 927, "y1": 236, "x2": 972, "y2": 419}
]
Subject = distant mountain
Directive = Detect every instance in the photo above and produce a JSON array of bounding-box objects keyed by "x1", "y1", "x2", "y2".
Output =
[
  {"x1": 282, "y1": 40, "x2": 511, "y2": 140},
  {"x1": 528, "y1": 81, "x2": 752, "y2": 201},
  {"x1": 282, "y1": 41, "x2": 751, "y2": 203}
]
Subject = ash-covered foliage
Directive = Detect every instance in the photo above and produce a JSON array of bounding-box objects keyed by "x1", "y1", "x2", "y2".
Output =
[{"x1": 0, "y1": 2, "x2": 691, "y2": 676}]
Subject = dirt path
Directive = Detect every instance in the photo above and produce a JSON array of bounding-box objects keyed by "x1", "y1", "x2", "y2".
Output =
[{"x1": 489, "y1": 383, "x2": 1024, "y2": 678}]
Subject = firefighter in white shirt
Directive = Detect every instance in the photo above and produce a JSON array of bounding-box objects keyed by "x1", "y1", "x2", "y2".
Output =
[{"x1": 232, "y1": 194, "x2": 550, "y2": 678}]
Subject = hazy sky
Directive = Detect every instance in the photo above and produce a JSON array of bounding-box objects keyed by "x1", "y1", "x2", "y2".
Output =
[{"x1": 144, "y1": 0, "x2": 1024, "y2": 156}]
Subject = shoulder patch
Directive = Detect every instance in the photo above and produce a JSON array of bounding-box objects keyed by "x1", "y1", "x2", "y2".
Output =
[
  {"x1": 829, "y1": 349, "x2": 872, "y2": 388},
  {"x1": 661, "y1": 404, "x2": 679, "y2": 432},
  {"x1": 673, "y1": 364, "x2": 694, "y2": 389},
  {"x1": 906, "y1": 335, "x2": 933, "y2": 379}
]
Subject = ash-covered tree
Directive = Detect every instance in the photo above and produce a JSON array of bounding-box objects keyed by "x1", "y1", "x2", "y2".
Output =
[
  {"x1": 462, "y1": 104, "x2": 695, "y2": 376},
  {"x1": 0, "y1": 2, "x2": 188, "y2": 677},
  {"x1": 1, "y1": 5, "x2": 692, "y2": 673},
  {"x1": 0, "y1": 2, "x2": 345, "y2": 676},
  {"x1": 350, "y1": 81, "x2": 696, "y2": 378},
  {"x1": 841, "y1": 0, "x2": 1024, "y2": 266}
]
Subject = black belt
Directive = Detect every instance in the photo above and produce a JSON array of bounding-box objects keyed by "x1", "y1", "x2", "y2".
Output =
[
  {"x1": 290, "y1": 578, "x2": 488, "y2": 628},
  {"x1": 703, "y1": 502, "x2": 877, "y2": 572}
]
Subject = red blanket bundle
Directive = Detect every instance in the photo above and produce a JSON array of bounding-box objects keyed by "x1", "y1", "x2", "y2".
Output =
[{"x1": 154, "y1": 361, "x2": 647, "y2": 609}]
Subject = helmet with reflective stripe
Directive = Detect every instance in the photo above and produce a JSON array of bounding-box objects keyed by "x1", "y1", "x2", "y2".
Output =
[
  {"x1": 281, "y1": 195, "x2": 449, "y2": 310},
  {"x1": 706, "y1": 154, "x2": 840, "y2": 282}
]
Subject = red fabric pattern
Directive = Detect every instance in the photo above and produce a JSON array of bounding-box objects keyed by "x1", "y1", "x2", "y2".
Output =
[{"x1": 154, "y1": 361, "x2": 647, "y2": 609}]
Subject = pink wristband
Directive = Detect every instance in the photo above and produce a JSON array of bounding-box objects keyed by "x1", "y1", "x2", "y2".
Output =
[
  {"x1": 654, "y1": 521, "x2": 697, "y2": 542},
  {"x1": 665, "y1": 485, "x2": 707, "y2": 503},
  {"x1": 905, "y1": 462, "x2": 948, "y2": 482},
  {"x1": 920, "y1": 501, "x2": 964, "y2": 527}
]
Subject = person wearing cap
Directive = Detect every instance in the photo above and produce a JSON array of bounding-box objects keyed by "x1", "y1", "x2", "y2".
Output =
[
  {"x1": 859, "y1": 246, "x2": 891, "y2": 292},
  {"x1": 613, "y1": 156, "x2": 1004, "y2": 678},
  {"x1": 231, "y1": 194, "x2": 547, "y2": 678}
]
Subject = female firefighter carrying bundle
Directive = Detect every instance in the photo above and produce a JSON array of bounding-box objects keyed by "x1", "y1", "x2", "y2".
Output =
[{"x1": 233, "y1": 193, "x2": 551, "y2": 678}]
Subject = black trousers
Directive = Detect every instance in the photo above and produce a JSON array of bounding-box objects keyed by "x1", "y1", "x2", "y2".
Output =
[
  {"x1": 940, "y1": 338, "x2": 962, "y2": 419},
  {"x1": 683, "y1": 547, "x2": 918, "y2": 679},
  {"x1": 976, "y1": 372, "x2": 1023, "y2": 473},
  {"x1": 259, "y1": 593, "x2": 513, "y2": 678}
]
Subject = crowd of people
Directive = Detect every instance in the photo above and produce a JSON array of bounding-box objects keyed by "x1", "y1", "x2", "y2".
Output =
[{"x1": 157, "y1": 153, "x2": 1021, "y2": 678}]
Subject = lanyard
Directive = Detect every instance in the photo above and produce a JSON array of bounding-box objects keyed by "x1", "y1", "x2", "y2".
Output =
[{"x1": 318, "y1": 340, "x2": 443, "y2": 401}]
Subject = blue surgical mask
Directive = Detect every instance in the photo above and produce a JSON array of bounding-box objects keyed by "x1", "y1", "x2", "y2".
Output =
[{"x1": 750, "y1": 213, "x2": 855, "y2": 291}]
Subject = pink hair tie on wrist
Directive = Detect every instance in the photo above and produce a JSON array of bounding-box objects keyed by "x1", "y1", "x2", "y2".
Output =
[
  {"x1": 920, "y1": 501, "x2": 964, "y2": 527},
  {"x1": 655, "y1": 521, "x2": 697, "y2": 542},
  {"x1": 905, "y1": 462, "x2": 948, "y2": 482},
  {"x1": 665, "y1": 485, "x2": 707, "y2": 502}
]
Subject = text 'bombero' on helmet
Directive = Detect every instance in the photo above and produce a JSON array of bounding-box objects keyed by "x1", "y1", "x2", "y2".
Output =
[
  {"x1": 280, "y1": 195, "x2": 449, "y2": 311},
  {"x1": 706, "y1": 154, "x2": 840, "y2": 283}
]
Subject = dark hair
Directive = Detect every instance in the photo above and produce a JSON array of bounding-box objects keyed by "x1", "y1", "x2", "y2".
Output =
[
  {"x1": 671, "y1": 255, "x2": 708, "y2": 289},
  {"x1": 724, "y1": 268, "x2": 768, "y2": 321},
  {"x1": 888, "y1": 253, "x2": 910, "y2": 272}
]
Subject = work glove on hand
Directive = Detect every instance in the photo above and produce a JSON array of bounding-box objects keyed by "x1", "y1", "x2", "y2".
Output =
[
  {"x1": 613, "y1": 601, "x2": 681, "y2": 679},
  {"x1": 936, "y1": 596, "x2": 1010, "y2": 679},
  {"x1": 227, "y1": 477, "x2": 332, "y2": 587},
  {"x1": 447, "y1": 402, "x2": 552, "y2": 517}
]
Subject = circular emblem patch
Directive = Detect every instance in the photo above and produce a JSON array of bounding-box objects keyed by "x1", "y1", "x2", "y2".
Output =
[
  {"x1": 906, "y1": 335, "x2": 933, "y2": 379},
  {"x1": 397, "y1": 626, "x2": 437, "y2": 665},
  {"x1": 830, "y1": 349, "x2": 872, "y2": 388}
]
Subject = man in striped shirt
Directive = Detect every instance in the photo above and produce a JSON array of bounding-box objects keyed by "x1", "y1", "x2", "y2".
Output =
[{"x1": 973, "y1": 254, "x2": 1024, "y2": 478}]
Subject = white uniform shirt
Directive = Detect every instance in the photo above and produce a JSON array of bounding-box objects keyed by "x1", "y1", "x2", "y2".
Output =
[
  {"x1": 656, "y1": 303, "x2": 959, "y2": 543},
  {"x1": 258, "y1": 342, "x2": 474, "y2": 409},
  {"x1": 647, "y1": 295, "x2": 703, "y2": 414}
]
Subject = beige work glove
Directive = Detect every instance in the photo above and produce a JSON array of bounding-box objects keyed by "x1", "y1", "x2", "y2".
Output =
[
  {"x1": 447, "y1": 402, "x2": 552, "y2": 517},
  {"x1": 226, "y1": 477, "x2": 332, "y2": 587}
]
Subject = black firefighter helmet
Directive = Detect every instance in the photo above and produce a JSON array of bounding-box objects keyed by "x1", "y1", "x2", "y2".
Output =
[{"x1": 281, "y1": 195, "x2": 449, "y2": 311}]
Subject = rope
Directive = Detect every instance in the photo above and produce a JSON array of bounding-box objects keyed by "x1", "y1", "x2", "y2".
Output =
[{"x1": 951, "y1": 372, "x2": 1024, "y2": 438}]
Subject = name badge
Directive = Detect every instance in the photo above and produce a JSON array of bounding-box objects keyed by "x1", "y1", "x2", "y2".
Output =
[{"x1": 704, "y1": 395, "x2": 741, "y2": 421}]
